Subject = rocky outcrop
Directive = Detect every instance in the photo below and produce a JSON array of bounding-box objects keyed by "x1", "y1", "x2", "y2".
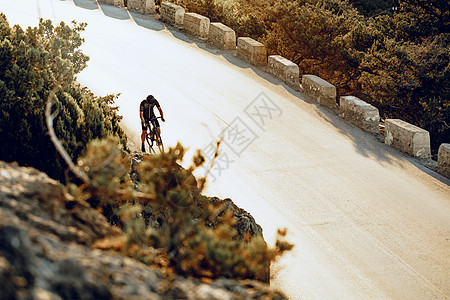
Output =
[
  {"x1": 208, "y1": 197, "x2": 263, "y2": 238},
  {"x1": 131, "y1": 153, "x2": 263, "y2": 239},
  {"x1": 0, "y1": 161, "x2": 285, "y2": 299}
]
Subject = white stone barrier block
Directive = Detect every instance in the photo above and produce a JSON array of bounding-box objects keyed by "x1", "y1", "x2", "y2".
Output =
[
  {"x1": 127, "y1": 0, "x2": 156, "y2": 14},
  {"x1": 268, "y1": 55, "x2": 299, "y2": 88},
  {"x1": 385, "y1": 119, "x2": 431, "y2": 158},
  {"x1": 237, "y1": 37, "x2": 267, "y2": 66},
  {"x1": 437, "y1": 144, "x2": 450, "y2": 178},
  {"x1": 339, "y1": 96, "x2": 380, "y2": 134},
  {"x1": 98, "y1": 0, "x2": 125, "y2": 7},
  {"x1": 183, "y1": 13, "x2": 210, "y2": 38},
  {"x1": 160, "y1": 2, "x2": 185, "y2": 26},
  {"x1": 209, "y1": 22, "x2": 236, "y2": 50},
  {"x1": 302, "y1": 75, "x2": 337, "y2": 109}
]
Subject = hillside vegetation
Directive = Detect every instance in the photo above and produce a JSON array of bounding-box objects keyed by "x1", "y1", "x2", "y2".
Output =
[{"x1": 172, "y1": 0, "x2": 449, "y2": 152}]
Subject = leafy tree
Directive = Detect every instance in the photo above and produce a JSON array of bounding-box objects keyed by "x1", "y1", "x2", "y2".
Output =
[
  {"x1": 262, "y1": 0, "x2": 362, "y2": 93},
  {"x1": 0, "y1": 15, "x2": 127, "y2": 182},
  {"x1": 358, "y1": 1, "x2": 449, "y2": 150},
  {"x1": 349, "y1": 0, "x2": 398, "y2": 17},
  {"x1": 391, "y1": 0, "x2": 449, "y2": 41}
]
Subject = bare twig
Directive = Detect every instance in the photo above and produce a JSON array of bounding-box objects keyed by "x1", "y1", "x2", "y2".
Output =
[
  {"x1": 198, "y1": 135, "x2": 224, "y2": 191},
  {"x1": 45, "y1": 89, "x2": 90, "y2": 184},
  {"x1": 116, "y1": 189, "x2": 159, "y2": 204}
]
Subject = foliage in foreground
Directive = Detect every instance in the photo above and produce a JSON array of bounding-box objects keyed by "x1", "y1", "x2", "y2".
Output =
[
  {"x1": 0, "y1": 15, "x2": 127, "y2": 182},
  {"x1": 75, "y1": 138, "x2": 293, "y2": 281}
]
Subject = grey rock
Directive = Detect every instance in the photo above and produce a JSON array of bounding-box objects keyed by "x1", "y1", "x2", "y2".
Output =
[{"x1": 0, "y1": 161, "x2": 285, "y2": 299}]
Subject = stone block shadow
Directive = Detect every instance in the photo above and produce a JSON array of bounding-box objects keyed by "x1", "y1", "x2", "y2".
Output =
[
  {"x1": 129, "y1": 11, "x2": 165, "y2": 31},
  {"x1": 73, "y1": 0, "x2": 99, "y2": 10},
  {"x1": 98, "y1": 3, "x2": 130, "y2": 20}
]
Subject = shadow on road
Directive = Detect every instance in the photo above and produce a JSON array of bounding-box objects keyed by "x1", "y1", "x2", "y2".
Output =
[
  {"x1": 73, "y1": 0, "x2": 98, "y2": 10},
  {"x1": 314, "y1": 105, "x2": 398, "y2": 164},
  {"x1": 98, "y1": 3, "x2": 130, "y2": 20},
  {"x1": 129, "y1": 11, "x2": 165, "y2": 31},
  {"x1": 310, "y1": 99, "x2": 450, "y2": 185}
]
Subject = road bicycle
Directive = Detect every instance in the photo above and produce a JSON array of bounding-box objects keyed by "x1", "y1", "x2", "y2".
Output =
[{"x1": 145, "y1": 116, "x2": 164, "y2": 154}]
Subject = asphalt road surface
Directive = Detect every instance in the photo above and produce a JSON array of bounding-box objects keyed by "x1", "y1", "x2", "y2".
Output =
[{"x1": 2, "y1": 0, "x2": 449, "y2": 299}]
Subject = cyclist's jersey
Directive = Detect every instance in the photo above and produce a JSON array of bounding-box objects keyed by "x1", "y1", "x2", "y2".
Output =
[{"x1": 140, "y1": 98, "x2": 160, "y2": 120}]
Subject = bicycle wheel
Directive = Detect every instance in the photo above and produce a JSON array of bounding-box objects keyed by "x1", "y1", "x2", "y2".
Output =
[
  {"x1": 145, "y1": 132, "x2": 155, "y2": 154},
  {"x1": 154, "y1": 130, "x2": 164, "y2": 153}
]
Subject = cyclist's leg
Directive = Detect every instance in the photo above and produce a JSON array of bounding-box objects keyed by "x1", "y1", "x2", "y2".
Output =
[
  {"x1": 152, "y1": 119, "x2": 161, "y2": 136},
  {"x1": 141, "y1": 121, "x2": 148, "y2": 152},
  {"x1": 151, "y1": 119, "x2": 161, "y2": 145}
]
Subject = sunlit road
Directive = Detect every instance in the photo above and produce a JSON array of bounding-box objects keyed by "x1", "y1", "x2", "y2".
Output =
[{"x1": 2, "y1": 0, "x2": 449, "y2": 299}]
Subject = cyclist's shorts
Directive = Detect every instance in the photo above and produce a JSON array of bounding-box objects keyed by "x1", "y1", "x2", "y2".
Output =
[{"x1": 142, "y1": 118, "x2": 160, "y2": 131}]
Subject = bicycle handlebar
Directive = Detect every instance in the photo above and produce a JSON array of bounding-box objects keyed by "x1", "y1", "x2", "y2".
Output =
[{"x1": 145, "y1": 116, "x2": 165, "y2": 122}]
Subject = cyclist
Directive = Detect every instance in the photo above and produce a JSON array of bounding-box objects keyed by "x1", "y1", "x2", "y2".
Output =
[{"x1": 140, "y1": 95, "x2": 165, "y2": 152}]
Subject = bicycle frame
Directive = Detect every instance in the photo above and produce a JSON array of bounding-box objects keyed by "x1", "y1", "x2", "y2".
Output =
[{"x1": 145, "y1": 117, "x2": 164, "y2": 154}]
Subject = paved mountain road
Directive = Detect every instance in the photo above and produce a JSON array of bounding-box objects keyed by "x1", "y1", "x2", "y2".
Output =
[{"x1": 2, "y1": 1, "x2": 449, "y2": 299}]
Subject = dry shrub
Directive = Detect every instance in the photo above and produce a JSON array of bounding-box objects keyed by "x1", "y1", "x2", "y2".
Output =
[{"x1": 77, "y1": 138, "x2": 293, "y2": 281}]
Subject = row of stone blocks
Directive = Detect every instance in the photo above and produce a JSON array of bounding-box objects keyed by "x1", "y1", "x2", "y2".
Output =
[
  {"x1": 160, "y1": 3, "x2": 237, "y2": 50},
  {"x1": 159, "y1": 3, "x2": 301, "y2": 88},
  {"x1": 236, "y1": 39, "x2": 303, "y2": 91},
  {"x1": 97, "y1": 0, "x2": 156, "y2": 13},
  {"x1": 100, "y1": 1, "x2": 296, "y2": 88},
  {"x1": 160, "y1": 3, "x2": 302, "y2": 89}
]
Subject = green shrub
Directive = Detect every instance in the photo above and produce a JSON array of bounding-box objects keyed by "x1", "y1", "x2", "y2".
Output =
[{"x1": 0, "y1": 15, "x2": 127, "y2": 182}]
